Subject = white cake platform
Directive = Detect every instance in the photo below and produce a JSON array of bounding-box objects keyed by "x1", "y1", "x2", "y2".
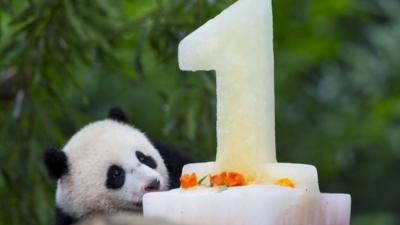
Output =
[
  {"x1": 144, "y1": 185, "x2": 351, "y2": 225},
  {"x1": 143, "y1": 163, "x2": 351, "y2": 225}
]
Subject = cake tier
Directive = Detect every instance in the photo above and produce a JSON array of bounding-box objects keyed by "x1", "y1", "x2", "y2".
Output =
[
  {"x1": 143, "y1": 162, "x2": 351, "y2": 225},
  {"x1": 143, "y1": 185, "x2": 351, "y2": 225},
  {"x1": 182, "y1": 162, "x2": 320, "y2": 192}
]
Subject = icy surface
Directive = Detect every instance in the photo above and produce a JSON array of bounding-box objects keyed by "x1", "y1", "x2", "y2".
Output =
[
  {"x1": 144, "y1": 163, "x2": 352, "y2": 225},
  {"x1": 179, "y1": 0, "x2": 275, "y2": 180},
  {"x1": 144, "y1": 0, "x2": 353, "y2": 224},
  {"x1": 144, "y1": 186, "x2": 351, "y2": 225},
  {"x1": 182, "y1": 162, "x2": 320, "y2": 193}
]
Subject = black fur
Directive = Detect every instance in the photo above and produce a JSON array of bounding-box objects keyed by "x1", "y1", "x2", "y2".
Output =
[
  {"x1": 106, "y1": 165, "x2": 126, "y2": 189},
  {"x1": 107, "y1": 107, "x2": 129, "y2": 123},
  {"x1": 152, "y1": 141, "x2": 195, "y2": 189},
  {"x1": 43, "y1": 148, "x2": 69, "y2": 179},
  {"x1": 136, "y1": 151, "x2": 158, "y2": 169},
  {"x1": 55, "y1": 207, "x2": 76, "y2": 225}
]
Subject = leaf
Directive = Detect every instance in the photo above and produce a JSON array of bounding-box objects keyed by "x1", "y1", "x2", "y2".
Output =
[
  {"x1": 197, "y1": 175, "x2": 208, "y2": 185},
  {"x1": 64, "y1": 0, "x2": 87, "y2": 40},
  {"x1": 9, "y1": 6, "x2": 35, "y2": 25}
]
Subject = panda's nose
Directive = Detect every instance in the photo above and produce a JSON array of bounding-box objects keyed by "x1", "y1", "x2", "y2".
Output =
[{"x1": 145, "y1": 179, "x2": 160, "y2": 191}]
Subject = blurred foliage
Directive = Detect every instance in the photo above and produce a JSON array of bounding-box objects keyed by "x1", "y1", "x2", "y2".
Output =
[{"x1": 0, "y1": 0, "x2": 399, "y2": 224}]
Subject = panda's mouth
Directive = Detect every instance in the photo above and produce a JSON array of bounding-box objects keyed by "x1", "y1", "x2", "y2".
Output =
[
  {"x1": 127, "y1": 180, "x2": 163, "y2": 209},
  {"x1": 135, "y1": 201, "x2": 143, "y2": 208},
  {"x1": 145, "y1": 188, "x2": 161, "y2": 193},
  {"x1": 144, "y1": 179, "x2": 162, "y2": 192},
  {"x1": 132, "y1": 189, "x2": 161, "y2": 208}
]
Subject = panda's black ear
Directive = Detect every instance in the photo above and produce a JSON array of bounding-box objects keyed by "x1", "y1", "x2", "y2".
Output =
[
  {"x1": 43, "y1": 148, "x2": 69, "y2": 179},
  {"x1": 107, "y1": 107, "x2": 129, "y2": 123}
]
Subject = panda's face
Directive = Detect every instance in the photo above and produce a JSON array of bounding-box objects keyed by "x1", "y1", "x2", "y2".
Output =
[
  {"x1": 102, "y1": 150, "x2": 163, "y2": 206},
  {"x1": 55, "y1": 120, "x2": 169, "y2": 217},
  {"x1": 103, "y1": 150, "x2": 162, "y2": 206}
]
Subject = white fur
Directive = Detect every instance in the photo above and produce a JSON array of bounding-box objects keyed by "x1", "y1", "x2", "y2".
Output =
[{"x1": 56, "y1": 119, "x2": 169, "y2": 218}]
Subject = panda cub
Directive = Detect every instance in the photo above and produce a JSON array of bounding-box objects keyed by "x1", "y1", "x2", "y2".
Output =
[{"x1": 43, "y1": 107, "x2": 193, "y2": 225}]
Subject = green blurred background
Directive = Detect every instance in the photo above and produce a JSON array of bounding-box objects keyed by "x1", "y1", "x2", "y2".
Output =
[{"x1": 0, "y1": 0, "x2": 399, "y2": 224}]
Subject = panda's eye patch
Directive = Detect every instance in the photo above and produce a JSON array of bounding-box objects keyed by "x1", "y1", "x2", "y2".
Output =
[
  {"x1": 111, "y1": 168, "x2": 122, "y2": 178},
  {"x1": 106, "y1": 165, "x2": 125, "y2": 189},
  {"x1": 136, "y1": 151, "x2": 157, "y2": 169}
]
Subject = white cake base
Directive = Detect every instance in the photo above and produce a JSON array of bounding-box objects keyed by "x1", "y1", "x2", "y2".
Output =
[
  {"x1": 144, "y1": 162, "x2": 351, "y2": 225},
  {"x1": 144, "y1": 185, "x2": 351, "y2": 225}
]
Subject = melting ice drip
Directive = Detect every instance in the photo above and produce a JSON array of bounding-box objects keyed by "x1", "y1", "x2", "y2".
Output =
[{"x1": 144, "y1": 0, "x2": 351, "y2": 224}]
